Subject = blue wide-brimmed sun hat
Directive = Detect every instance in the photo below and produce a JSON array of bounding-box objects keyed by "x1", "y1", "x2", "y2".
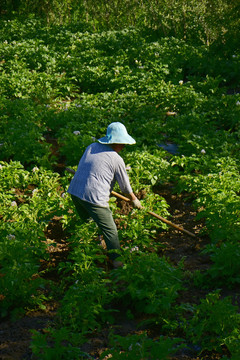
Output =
[{"x1": 98, "y1": 122, "x2": 136, "y2": 145}]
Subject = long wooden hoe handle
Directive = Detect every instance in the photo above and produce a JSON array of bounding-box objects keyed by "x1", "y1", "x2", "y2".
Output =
[
  {"x1": 66, "y1": 168, "x2": 196, "y2": 238},
  {"x1": 111, "y1": 191, "x2": 196, "y2": 238}
]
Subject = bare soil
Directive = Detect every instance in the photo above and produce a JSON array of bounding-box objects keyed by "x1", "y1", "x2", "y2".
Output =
[{"x1": 0, "y1": 183, "x2": 235, "y2": 360}]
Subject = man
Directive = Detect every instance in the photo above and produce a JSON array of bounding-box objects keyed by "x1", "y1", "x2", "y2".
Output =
[{"x1": 67, "y1": 122, "x2": 142, "y2": 268}]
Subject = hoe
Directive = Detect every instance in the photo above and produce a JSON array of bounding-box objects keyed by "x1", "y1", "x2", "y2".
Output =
[{"x1": 66, "y1": 167, "x2": 196, "y2": 238}]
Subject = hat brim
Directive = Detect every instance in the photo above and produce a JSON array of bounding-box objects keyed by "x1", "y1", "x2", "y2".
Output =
[{"x1": 98, "y1": 135, "x2": 136, "y2": 145}]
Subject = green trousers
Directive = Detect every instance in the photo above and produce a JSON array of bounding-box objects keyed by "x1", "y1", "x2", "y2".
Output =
[{"x1": 71, "y1": 195, "x2": 120, "y2": 260}]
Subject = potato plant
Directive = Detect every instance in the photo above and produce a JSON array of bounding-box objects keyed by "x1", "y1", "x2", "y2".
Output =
[{"x1": 0, "y1": 16, "x2": 239, "y2": 359}]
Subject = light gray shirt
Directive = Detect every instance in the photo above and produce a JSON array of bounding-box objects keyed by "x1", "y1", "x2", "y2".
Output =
[{"x1": 67, "y1": 142, "x2": 133, "y2": 207}]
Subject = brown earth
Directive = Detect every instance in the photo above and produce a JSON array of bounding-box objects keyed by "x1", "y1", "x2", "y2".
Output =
[{"x1": 0, "y1": 183, "x2": 233, "y2": 360}]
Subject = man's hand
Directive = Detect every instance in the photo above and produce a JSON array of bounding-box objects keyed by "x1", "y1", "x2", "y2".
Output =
[
  {"x1": 126, "y1": 192, "x2": 143, "y2": 209},
  {"x1": 132, "y1": 198, "x2": 142, "y2": 209}
]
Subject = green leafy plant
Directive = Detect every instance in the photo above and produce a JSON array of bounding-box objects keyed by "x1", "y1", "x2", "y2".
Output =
[
  {"x1": 201, "y1": 242, "x2": 240, "y2": 287},
  {"x1": 0, "y1": 232, "x2": 46, "y2": 318},
  {"x1": 111, "y1": 253, "x2": 183, "y2": 316},
  {"x1": 184, "y1": 291, "x2": 240, "y2": 352},
  {"x1": 100, "y1": 332, "x2": 183, "y2": 360},
  {"x1": 58, "y1": 277, "x2": 114, "y2": 333},
  {"x1": 224, "y1": 329, "x2": 240, "y2": 359},
  {"x1": 31, "y1": 327, "x2": 89, "y2": 360}
]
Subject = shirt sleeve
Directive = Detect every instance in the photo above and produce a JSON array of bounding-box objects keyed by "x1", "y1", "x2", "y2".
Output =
[{"x1": 115, "y1": 157, "x2": 133, "y2": 194}]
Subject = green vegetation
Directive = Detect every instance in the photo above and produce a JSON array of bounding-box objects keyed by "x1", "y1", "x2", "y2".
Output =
[{"x1": 0, "y1": 2, "x2": 240, "y2": 359}]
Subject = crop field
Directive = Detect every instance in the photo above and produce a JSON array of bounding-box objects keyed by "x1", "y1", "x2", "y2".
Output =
[{"x1": 0, "y1": 7, "x2": 240, "y2": 360}]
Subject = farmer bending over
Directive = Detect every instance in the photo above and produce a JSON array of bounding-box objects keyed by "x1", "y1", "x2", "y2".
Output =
[{"x1": 67, "y1": 122, "x2": 142, "y2": 268}]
